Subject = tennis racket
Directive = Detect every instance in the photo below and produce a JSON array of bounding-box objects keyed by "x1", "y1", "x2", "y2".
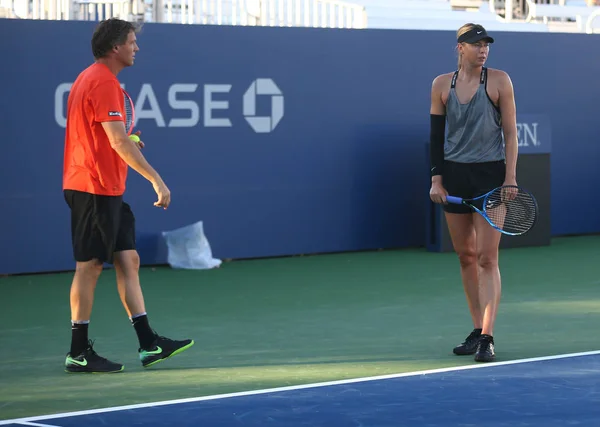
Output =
[
  {"x1": 446, "y1": 185, "x2": 538, "y2": 236},
  {"x1": 122, "y1": 88, "x2": 135, "y2": 136}
]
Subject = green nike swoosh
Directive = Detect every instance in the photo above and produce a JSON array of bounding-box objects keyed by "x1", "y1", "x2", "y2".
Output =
[
  {"x1": 143, "y1": 346, "x2": 162, "y2": 355},
  {"x1": 68, "y1": 357, "x2": 88, "y2": 366}
]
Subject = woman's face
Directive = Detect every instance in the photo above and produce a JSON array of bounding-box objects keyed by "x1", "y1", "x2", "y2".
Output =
[{"x1": 459, "y1": 41, "x2": 490, "y2": 67}]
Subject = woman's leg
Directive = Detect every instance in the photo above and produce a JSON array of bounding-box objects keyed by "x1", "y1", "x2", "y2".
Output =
[
  {"x1": 445, "y1": 211, "x2": 482, "y2": 355},
  {"x1": 472, "y1": 210, "x2": 503, "y2": 362}
]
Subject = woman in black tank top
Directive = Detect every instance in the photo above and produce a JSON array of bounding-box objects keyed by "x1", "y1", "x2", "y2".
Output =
[{"x1": 428, "y1": 23, "x2": 519, "y2": 364}]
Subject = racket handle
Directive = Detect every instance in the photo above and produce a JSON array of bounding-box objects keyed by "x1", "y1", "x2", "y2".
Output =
[{"x1": 446, "y1": 196, "x2": 463, "y2": 204}]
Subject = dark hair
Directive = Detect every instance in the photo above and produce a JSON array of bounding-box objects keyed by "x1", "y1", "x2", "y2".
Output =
[{"x1": 91, "y1": 18, "x2": 139, "y2": 59}]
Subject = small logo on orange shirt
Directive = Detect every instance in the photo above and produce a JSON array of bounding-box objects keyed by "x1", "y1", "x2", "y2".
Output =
[{"x1": 108, "y1": 111, "x2": 122, "y2": 117}]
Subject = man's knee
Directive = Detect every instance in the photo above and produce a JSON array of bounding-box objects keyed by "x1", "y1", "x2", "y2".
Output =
[
  {"x1": 75, "y1": 259, "x2": 104, "y2": 277},
  {"x1": 115, "y1": 250, "x2": 140, "y2": 275},
  {"x1": 72, "y1": 260, "x2": 103, "y2": 294}
]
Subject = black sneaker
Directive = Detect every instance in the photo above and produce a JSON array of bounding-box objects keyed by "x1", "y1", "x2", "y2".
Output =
[
  {"x1": 452, "y1": 329, "x2": 482, "y2": 355},
  {"x1": 474, "y1": 334, "x2": 496, "y2": 362},
  {"x1": 65, "y1": 340, "x2": 124, "y2": 373},
  {"x1": 139, "y1": 333, "x2": 194, "y2": 368}
]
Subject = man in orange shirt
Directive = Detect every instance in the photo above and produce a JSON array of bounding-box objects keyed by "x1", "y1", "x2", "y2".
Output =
[{"x1": 63, "y1": 18, "x2": 193, "y2": 373}]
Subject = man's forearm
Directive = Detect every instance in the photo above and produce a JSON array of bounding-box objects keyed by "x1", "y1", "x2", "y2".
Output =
[
  {"x1": 112, "y1": 138, "x2": 162, "y2": 184},
  {"x1": 504, "y1": 135, "x2": 518, "y2": 181}
]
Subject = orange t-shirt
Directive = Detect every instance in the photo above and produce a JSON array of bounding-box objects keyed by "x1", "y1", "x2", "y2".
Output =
[{"x1": 62, "y1": 62, "x2": 129, "y2": 196}]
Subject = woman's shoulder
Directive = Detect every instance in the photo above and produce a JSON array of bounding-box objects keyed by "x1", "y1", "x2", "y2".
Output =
[
  {"x1": 431, "y1": 72, "x2": 455, "y2": 90},
  {"x1": 486, "y1": 67, "x2": 512, "y2": 83}
]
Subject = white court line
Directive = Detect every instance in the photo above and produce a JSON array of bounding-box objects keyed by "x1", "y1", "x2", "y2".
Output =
[
  {"x1": 15, "y1": 422, "x2": 60, "y2": 427},
  {"x1": 1, "y1": 349, "x2": 600, "y2": 426}
]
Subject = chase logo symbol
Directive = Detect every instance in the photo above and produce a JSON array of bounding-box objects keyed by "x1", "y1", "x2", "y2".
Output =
[{"x1": 243, "y1": 78, "x2": 284, "y2": 133}]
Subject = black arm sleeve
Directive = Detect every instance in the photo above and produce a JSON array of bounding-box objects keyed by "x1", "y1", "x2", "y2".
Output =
[{"x1": 429, "y1": 114, "x2": 446, "y2": 177}]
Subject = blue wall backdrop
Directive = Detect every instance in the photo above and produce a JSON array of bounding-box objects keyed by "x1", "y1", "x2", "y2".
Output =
[{"x1": 1, "y1": 19, "x2": 599, "y2": 275}]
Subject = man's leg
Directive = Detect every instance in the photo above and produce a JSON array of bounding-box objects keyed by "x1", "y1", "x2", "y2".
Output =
[
  {"x1": 64, "y1": 190, "x2": 124, "y2": 373},
  {"x1": 114, "y1": 249, "x2": 145, "y2": 318},
  {"x1": 114, "y1": 249, "x2": 155, "y2": 350},
  {"x1": 69, "y1": 259, "x2": 103, "y2": 357},
  {"x1": 114, "y1": 202, "x2": 194, "y2": 368}
]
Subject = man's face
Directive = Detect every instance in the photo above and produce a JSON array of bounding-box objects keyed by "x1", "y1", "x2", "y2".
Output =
[{"x1": 115, "y1": 31, "x2": 139, "y2": 67}]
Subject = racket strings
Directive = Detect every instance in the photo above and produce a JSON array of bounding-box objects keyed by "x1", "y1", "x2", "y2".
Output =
[
  {"x1": 123, "y1": 92, "x2": 134, "y2": 135},
  {"x1": 484, "y1": 187, "x2": 537, "y2": 234}
]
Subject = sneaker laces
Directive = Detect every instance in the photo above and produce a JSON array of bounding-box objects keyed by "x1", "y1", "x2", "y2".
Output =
[
  {"x1": 464, "y1": 330, "x2": 480, "y2": 345},
  {"x1": 84, "y1": 339, "x2": 110, "y2": 363},
  {"x1": 151, "y1": 329, "x2": 170, "y2": 342},
  {"x1": 477, "y1": 335, "x2": 494, "y2": 351}
]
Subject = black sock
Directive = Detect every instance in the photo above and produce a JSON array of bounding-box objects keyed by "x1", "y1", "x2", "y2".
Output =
[
  {"x1": 70, "y1": 321, "x2": 89, "y2": 356},
  {"x1": 474, "y1": 328, "x2": 482, "y2": 334},
  {"x1": 131, "y1": 313, "x2": 156, "y2": 350}
]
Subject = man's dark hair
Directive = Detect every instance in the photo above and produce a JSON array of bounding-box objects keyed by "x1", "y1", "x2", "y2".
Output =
[{"x1": 91, "y1": 18, "x2": 139, "y2": 59}]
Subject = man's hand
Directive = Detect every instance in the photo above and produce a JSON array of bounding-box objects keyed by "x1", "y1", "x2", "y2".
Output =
[
  {"x1": 132, "y1": 130, "x2": 145, "y2": 150},
  {"x1": 101, "y1": 121, "x2": 169, "y2": 208},
  {"x1": 152, "y1": 179, "x2": 171, "y2": 209}
]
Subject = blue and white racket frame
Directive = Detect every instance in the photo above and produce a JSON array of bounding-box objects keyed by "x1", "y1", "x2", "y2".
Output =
[{"x1": 445, "y1": 185, "x2": 539, "y2": 236}]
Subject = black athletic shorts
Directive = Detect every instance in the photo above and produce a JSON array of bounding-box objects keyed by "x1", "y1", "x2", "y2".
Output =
[
  {"x1": 442, "y1": 160, "x2": 506, "y2": 214},
  {"x1": 64, "y1": 189, "x2": 136, "y2": 264}
]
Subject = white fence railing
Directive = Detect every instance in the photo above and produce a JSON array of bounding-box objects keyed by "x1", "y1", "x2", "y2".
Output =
[{"x1": 2, "y1": 0, "x2": 368, "y2": 28}]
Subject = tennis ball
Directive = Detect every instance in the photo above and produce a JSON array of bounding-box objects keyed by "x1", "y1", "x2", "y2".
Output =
[{"x1": 129, "y1": 135, "x2": 140, "y2": 143}]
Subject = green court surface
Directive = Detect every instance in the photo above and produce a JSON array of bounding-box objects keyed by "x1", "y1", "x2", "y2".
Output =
[{"x1": 1, "y1": 235, "x2": 599, "y2": 421}]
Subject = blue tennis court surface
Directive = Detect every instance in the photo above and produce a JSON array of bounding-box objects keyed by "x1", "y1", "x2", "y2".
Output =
[{"x1": 3, "y1": 351, "x2": 600, "y2": 427}]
